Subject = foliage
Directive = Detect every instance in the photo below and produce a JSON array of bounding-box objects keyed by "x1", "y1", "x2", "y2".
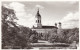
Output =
[
  {"x1": 53, "y1": 28, "x2": 79, "y2": 43},
  {"x1": 29, "y1": 30, "x2": 38, "y2": 43},
  {"x1": 2, "y1": 6, "x2": 19, "y2": 48},
  {"x1": 47, "y1": 28, "x2": 79, "y2": 43},
  {"x1": 48, "y1": 33, "x2": 58, "y2": 43},
  {"x1": 67, "y1": 28, "x2": 79, "y2": 43},
  {"x1": 2, "y1": 6, "x2": 37, "y2": 49}
]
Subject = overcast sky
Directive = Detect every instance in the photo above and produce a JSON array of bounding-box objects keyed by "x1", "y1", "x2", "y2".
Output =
[{"x1": 2, "y1": 1, "x2": 79, "y2": 29}]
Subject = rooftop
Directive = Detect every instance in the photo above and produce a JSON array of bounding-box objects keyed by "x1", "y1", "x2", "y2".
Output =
[{"x1": 32, "y1": 26, "x2": 58, "y2": 29}]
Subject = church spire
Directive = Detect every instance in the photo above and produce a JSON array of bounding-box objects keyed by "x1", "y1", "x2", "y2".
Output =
[
  {"x1": 37, "y1": 8, "x2": 40, "y2": 15},
  {"x1": 37, "y1": 8, "x2": 39, "y2": 13},
  {"x1": 35, "y1": 8, "x2": 42, "y2": 28},
  {"x1": 36, "y1": 8, "x2": 41, "y2": 17}
]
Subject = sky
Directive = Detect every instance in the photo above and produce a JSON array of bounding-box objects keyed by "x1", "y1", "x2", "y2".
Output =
[{"x1": 2, "y1": 1, "x2": 79, "y2": 29}]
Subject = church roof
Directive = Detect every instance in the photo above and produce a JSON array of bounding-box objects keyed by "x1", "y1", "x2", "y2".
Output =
[
  {"x1": 35, "y1": 8, "x2": 41, "y2": 18},
  {"x1": 42, "y1": 26, "x2": 58, "y2": 29},
  {"x1": 32, "y1": 26, "x2": 58, "y2": 29}
]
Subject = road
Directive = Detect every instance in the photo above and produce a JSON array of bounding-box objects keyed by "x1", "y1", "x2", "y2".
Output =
[{"x1": 31, "y1": 40, "x2": 70, "y2": 49}]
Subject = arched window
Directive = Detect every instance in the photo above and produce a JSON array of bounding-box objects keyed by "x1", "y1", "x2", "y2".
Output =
[{"x1": 38, "y1": 20, "x2": 39, "y2": 23}]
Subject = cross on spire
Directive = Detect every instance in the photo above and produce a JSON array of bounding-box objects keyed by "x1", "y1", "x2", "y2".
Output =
[{"x1": 37, "y1": 8, "x2": 39, "y2": 13}]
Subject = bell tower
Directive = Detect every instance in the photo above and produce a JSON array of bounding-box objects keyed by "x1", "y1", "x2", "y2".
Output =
[
  {"x1": 58, "y1": 22, "x2": 62, "y2": 29},
  {"x1": 35, "y1": 8, "x2": 42, "y2": 28}
]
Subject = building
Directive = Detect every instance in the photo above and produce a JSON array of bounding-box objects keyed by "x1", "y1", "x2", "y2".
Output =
[{"x1": 32, "y1": 9, "x2": 62, "y2": 35}]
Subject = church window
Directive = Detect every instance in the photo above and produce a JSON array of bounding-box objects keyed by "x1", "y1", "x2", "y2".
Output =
[{"x1": 38, "y1": 20, "x2": 39, "y2": 23}]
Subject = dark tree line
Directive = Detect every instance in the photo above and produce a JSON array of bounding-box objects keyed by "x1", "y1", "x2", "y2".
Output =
[
  {"x1": 48, "y1": 28, "x2": 79, "y2": 43},
  {"x1": 37, "y1": 28, "x2": 79, "y2": 44},
  {"x1": 2, "y1": 6, "x2": 38, "y2": 49}
]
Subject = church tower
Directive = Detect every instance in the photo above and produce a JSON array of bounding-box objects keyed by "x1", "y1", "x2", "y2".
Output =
[
  {"x1": 58, "y1": 22, "x2": 62, "y2": 29},
  {"x1": 35, "y1": 9, "x2": 42, "y2": 28}
]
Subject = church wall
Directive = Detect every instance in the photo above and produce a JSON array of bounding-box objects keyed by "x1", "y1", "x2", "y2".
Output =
[
  {"x1": 32, "y1": 28, "x2": 57, "y2": 40},
  {"x1": 32, "y1": 28, "x2": 57, "y2": 34}
]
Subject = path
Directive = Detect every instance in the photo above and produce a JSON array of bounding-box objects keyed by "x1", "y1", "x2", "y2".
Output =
[
  {"x1": 31, "y1": 40, "x2": 70, "y2": 49},
  {"x1": 38, "y1": 40, "x2": 49, "y2": 43}
]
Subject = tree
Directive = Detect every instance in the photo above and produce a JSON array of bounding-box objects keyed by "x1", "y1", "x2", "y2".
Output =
[
  {"x1": 56, "y1": 28, "x2": 79, "y2": 43},
  {"x1": 67, "y1": 28, "x2": 79, "y2": 43},
  {"x1": 2, "y1": 6, "x2": 19, "y2": 48},
  {"x1": 30, "y1": 30, "x2": 38, "y2": 43},
  {"x1": 2, "y1": 6, "x2": 33, "y2": 49}
]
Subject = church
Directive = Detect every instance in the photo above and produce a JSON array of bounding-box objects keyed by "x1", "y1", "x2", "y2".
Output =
[{"x1": 32, "y1": 9, "x2": 62, "y2": 35}]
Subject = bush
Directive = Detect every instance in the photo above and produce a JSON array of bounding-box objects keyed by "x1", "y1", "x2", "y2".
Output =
[
  {"x1": 48, "y1": 33, "x2": 58, "y2": 43},
  {"x1": 48, "y1": 28, "x2": 79, "y2": 43},
  {"x1": 30, "y1": 31, "x2": 38, "y2": 43}
]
